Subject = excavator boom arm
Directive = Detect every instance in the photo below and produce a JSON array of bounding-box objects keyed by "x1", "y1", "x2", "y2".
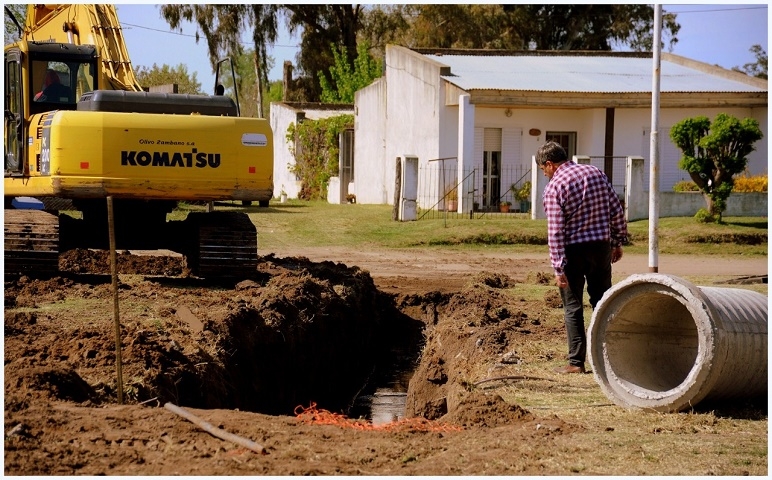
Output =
[{"x1": 23, "y1": 4, "x2": 142, "y2": 91}]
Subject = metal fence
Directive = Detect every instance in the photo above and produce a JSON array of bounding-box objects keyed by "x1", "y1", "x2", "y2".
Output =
[
  {"x1": 416, "y1": 156, "x2": 628, "y2": 220},
  {"x1": 417, "y1": 162, "x2": 532, "y2": 220}
]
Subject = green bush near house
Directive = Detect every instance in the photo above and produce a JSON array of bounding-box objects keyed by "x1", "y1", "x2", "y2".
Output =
[
  {"x1": 673, "y1": 181, "x2": 700, "y2": 192},
  {"x1": 675, "y1": 175, "x2": 767, "y2": 193},
  {"x1": 286, "y1": 114, "x2": 354, "y2": 200}
]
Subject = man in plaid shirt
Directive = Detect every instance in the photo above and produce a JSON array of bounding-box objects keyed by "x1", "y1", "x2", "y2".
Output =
[{"x1": 536, "y1": 141, "x2": 628, "y2": 374}]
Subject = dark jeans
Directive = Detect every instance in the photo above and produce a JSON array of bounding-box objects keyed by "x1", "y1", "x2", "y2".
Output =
[{"x1": 559, "y1": 241, "x2": 612, "y2": 367}]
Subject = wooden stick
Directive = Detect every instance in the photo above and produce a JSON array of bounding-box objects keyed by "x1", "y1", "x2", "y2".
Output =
[
  {"x1": 107, "y1": 196, "x2": 124, "y2": 405},
  {"x1": 164, "y1": 403, "x2": 267, "y2": 455}
]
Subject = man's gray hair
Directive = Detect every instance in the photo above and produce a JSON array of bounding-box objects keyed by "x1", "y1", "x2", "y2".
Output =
[{"x1": 536, "y1": 141, "x2": 567, "y2": 166}]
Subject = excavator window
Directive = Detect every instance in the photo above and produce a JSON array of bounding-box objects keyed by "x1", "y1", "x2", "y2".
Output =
[
  {"x1": 32, "y1": 60, "x2": 94, "y2": 105},
  {"x1": 5, "y1": 50, "x2": 24, "y2": 174}
]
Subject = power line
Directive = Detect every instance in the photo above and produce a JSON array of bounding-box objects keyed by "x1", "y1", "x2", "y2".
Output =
[
  {"x1": 665, "y1": 6, "x2": 767, "y2": 14},
  {"x1": 122, "y1": 21, "x2": 299, "y2": 49},
  {"x1": 122, "y1": 22, "x2": 196, "y2": 38}
]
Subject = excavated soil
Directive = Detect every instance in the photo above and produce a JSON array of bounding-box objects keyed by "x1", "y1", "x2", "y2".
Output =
[{"x1": 4, "y1": 247, "x2": 767, "y2": 475}]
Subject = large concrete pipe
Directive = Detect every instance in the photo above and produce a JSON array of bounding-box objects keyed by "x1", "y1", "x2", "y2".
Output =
[{"x1": 587, "y1": 274, "x2": 767, "y2": 413}]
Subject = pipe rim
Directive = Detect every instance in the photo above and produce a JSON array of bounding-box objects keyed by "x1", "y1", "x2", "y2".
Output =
[{"x1": 588, "y1": 274, "x2": 718, "y2": 412}]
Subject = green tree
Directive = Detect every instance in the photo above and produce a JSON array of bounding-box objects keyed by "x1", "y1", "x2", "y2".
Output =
[
  {"x1": 161, "y1": 4, "x2": 279, "y2": 118},
  {"x1": 265, "y1": 79, "x2": 284, "y2": 106},
  {"x1": 515, "y1": 4, "x2": 680, "y2": 51},
  {"x1": 161, "y1": 5, "x2": 368, "y2": 103},
  {"x1": 361, "y1": 5, "x2": 679, "y2": 52},
  {"x1": 215, "y1": 49, "x2": 277, "y2": 117},
  {"x1": 283, "y1": 5, "x2": 364, "y2": 102},
  {"x1": 161, "y1": 4, "x2": 680, "y2": 103},
  {"x1": 134, "y1": 63, "x2": 203, "y2": 94},
  {"x1": 4, "y1": 4, "x2": 26, "y2": 45},
  {"x1": 319, "y1": 41, "x2": 382, "y2": 103},
  {"x1": 733, "y1": 44, "x2": 768, "y2": 80},
  {"x1": 669, "y1": 113, "x2": 763, "y2": 222}
]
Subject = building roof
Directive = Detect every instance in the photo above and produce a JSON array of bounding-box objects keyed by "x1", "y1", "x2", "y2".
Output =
[{"x1": 419, "y1": 50, "x2": 766, "y2": 94}]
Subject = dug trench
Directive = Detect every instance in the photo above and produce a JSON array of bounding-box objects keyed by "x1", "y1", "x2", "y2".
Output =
[
  {"x1": 5, "y1": 247, "x2": 768, "y2": 475},
  {"x1": 5, "y1": 250, "x2": 548, "y2": 426}
]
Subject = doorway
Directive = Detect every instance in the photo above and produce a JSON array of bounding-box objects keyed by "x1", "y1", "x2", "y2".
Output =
[
  {"x1": 546, "y1": 131, "x2": 577, "y2": 158},
  {"x1": 482, "y1": 128, "x2": 502, "y2": 208}
]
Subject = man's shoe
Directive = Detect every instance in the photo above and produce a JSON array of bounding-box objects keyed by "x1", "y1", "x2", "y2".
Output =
[{"x1": 553, "y1": 364, "x2": 585, "y2": 374}]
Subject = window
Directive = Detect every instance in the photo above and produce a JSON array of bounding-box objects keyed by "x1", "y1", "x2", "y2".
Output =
[
  {"x1": 32, "y1": 59, "x2": 93, "y2": 104},
  {"x1": 546, "y1": 132, "x2": 577, "y2": 158},
  {"x1": 5, "y1": 51, "x2": 23, "y2": 173}
]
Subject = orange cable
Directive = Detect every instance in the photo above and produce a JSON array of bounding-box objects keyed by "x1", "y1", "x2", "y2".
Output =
[{"x1": 294, "y1": 402, "x2": 463, "y2": 433}]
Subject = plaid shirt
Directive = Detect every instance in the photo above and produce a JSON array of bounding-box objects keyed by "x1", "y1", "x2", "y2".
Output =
[{"x1": 542, "y1": 161, "x2": 628, "y2": 276}]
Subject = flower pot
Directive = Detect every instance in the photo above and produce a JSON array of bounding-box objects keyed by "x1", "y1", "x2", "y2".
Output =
[
  {"x1": 499, "y1": 203, "x2": 510, "y2": 213},
  {"x1": 446, "y1": 200, "x2": 458, "y2": 212},
  {"x1": 280, "y1": 193, "x2": 287, "y2": 203}
]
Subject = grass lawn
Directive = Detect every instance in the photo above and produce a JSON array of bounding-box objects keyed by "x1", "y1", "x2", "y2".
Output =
[{"x1": 175, "y1": 200, "x2": 767, "y2": 257}]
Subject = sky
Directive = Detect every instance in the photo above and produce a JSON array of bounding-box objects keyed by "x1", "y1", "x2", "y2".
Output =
[{"x1": 115, "y1": 4, "x2": 769, "y2": 93}]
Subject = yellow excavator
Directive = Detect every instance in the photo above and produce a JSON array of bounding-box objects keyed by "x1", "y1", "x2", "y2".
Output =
[{"x1": 4, "y1": 4, "x2": 273, "y2": 278}]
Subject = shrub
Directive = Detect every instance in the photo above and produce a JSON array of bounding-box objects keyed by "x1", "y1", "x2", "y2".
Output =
[
  {"x1": 512, "y1": 181, "x2": 532, "y2": 201},
  {"x1": 286, "y1": 114, "x2": 354, "y2": 200},
  {"x1": 673, "y1": 181, "x2": 700, "y2": 192},
  {"x1": 694, "y1": 208, "x2": 716, "y2": 223},
  {"x1": 733, "y1": 174, "x2": 768, "y2": 193}
]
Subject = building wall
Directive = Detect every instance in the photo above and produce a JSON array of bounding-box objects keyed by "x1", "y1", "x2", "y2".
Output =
[
  {"x1": 615, "y1": 106, "x2": 768, "y2": 191},
  {"x1": 384, "y1": 46, "x2": 443, "y2": 206},
  {"x1": 467, "y1": 107, "x2": 601, "y2": 170},
  {"x1": 352, "y1": 78, "x2": 388, "y2": 204},
  {"x1": 352, "y1": 48, "x2": 767, "y2": 213},
  {"x1": 749, "y1": 107, "x2": 768, "y2": 176},
  {"x1": 269, "y1": 102, "x2": 354, "y2": 199},
  {"x1": 659, "y1": 192, "x2": 768, "y2": 218},
  {"x1": 269, "y1": 104, "x2": 301, "y2": 199}
]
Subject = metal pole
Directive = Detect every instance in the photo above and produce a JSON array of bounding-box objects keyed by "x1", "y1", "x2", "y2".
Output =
[
  {"x1": 648, "y1": 5, "x2": 662, "y2": 273},
  {"x1": 107, "y1": 196, "x2": 124, "y2": 404},
  {"x1": 470, "y1": 168, "x2": 476, "y2": 219},
  {"x1": 442, "y1": 159, "x2": 447, "y2": 228}
]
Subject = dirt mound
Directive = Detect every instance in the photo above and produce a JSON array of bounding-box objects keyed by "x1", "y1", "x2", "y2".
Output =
[
  {"x1": 6, "y1": 366, "x2": 98, "y2": 409},
  {"x1": 441, "y1": 390, "x2": 580, "y2": 435},
  {"x1": 4, "y1": 253, "x2": 421, "y2": 417},
  {"x1": 59, "y1": 248, "x2": 185, "y2": 276},
  {"x1": 404, "y1": 272, "x2": 550, "y2": 423},
  {"x1": 443, "y1": 391, "x2": 532, "y2": 427}
]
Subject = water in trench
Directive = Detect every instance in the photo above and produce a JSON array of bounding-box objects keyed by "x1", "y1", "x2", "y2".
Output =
[{"x1": 347, "y1": 340, "x2": 419, "y2": 425}]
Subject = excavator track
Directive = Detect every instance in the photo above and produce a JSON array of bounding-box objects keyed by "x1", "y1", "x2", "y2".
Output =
[
  {"x1": 4, "y1": 209, "x2": 60, "y2": 276},
  {"x1": 183, "y1": 211, "x2": 258, "y2": 279}
]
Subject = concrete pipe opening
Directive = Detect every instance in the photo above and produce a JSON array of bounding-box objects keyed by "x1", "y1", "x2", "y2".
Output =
[{"x1": 588, "y1": 274, "x2": 767, "y2": 413}]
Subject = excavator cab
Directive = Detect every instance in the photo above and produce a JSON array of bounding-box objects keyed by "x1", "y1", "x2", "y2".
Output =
[
  {"x1": 5, "y1": 41, "x2": 98, "y2": 175},
  {"x1": 26, "y1": 42, "x2": 98, "y2": 114}
]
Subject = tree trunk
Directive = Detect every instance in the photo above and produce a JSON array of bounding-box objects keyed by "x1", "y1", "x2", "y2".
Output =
[
  {"x1": 704, "y1": 193, "x2": 717, "y2": 217},
  {"x1": 254, "y1": 50, "x2": 264, "y2": 119}
]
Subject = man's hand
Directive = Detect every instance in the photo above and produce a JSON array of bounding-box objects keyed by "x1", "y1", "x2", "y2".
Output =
[
  {"x1": 611, "y1": 246, "x2": 623, "y2": 263},
  {"x1": 555, "y1": 273, "x2": 568, "y2": 289}
]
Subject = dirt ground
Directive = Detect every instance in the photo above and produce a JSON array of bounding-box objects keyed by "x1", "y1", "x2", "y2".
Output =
[{"x1": 4, "y1": 245, "x2": 768, "y2": 475}]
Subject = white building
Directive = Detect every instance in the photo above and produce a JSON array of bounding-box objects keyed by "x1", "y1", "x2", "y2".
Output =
[
  {"x1": 270, "y1": 101, "x2": 354, "y2": 200},
  {"x1": 351, "y1": 46, "x2": 768, "y2": 215}
]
